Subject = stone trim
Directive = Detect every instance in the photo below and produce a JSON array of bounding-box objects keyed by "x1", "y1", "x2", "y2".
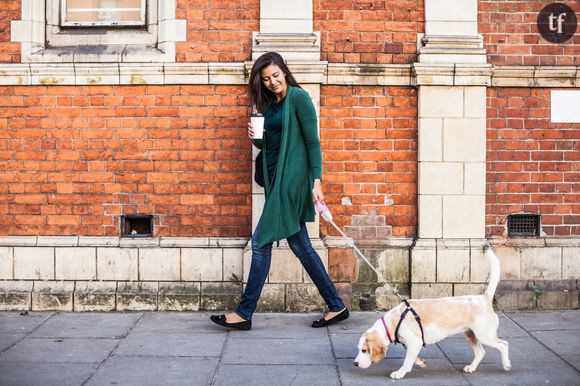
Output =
[{"x1": 0, "y1": 236, "x2": 248, "y2": 248}]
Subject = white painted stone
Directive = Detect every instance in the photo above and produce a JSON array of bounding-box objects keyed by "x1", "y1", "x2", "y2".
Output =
[
  {"x1": 78, "y1": 237, "x2": 119, "y2": 247},
  {"x1": 252, "y1": 193, "x2": 265, "y2": 232},
  {"x1": 418, "y1": 195, "x2": 442, "y2": 238},
  {"x1": 442, "y1": 195, "x2": 485, "y2": 238},
  {"x1": 443, "y1": 118, "x2": 486, "y2": 162},
  {"x1": 411, "y1": 248, "x2": 437, "y2": 283},
  {"x1": 0, "y1": 247, "x2": 12, "y2": 279},
  {"x1": 419, "y1": 86, "x2": 463, "y2": 117},
  {"x1": 425, "y1": 0, "x2": 477, "y2": 22},
  {"x1": 464, "y1": 162, "x2": 486, "y2": 195},
  {"x1": 261, "y1": 0, "x2": 312, "y2": 19},
  {"x1": 164, "y1": 63, "x2": 209, "y2": 85},
  {"x1": 119, "y1": 65, "x2": 164, "y2": 85},
  {"x1": 139, "y1": 248, "x2": 180, "y2": 281},
  {"x1": 269, "y1": 248, "x2": 303, "y2": 283},
  {"x1": 418, "y1": 118, "x2": 443, "y2": 161},
  {"x1": 425, "y1": 21, "x2": 477, "y2": 36},
  {"x1": 260, "y1": 20, "x2": 313, "y2": 34},
  {"x1": 10, "y1": 21, "x2": 31, "y2": 42},
  {"x1": 161, "y1": 237, "x2": 209, "y2": 248},
  {"x1": 181, "y1": 248, "x2": 222, "y2": 281},
  {"x1": 223, "y1": 248, "x2": 244, "y2": 282},
  {"x1": 494, "y1": 247, "x2": 521, "y2": 280},
  {"x1": 470, "y1": 247, "x2": 491, "y2": 283},
  {"x1": 14, "y1": 247, "x2": 54, "y2": 280},
  {"x1": 97, "y1": 248, "x2": 138, "y2": 281},
  {"x1": 75, "y1": 63, "x2": 120, "y2": 85},
  {"x1": 412, "y1": 283, "x2": 453, "y2": 299},
  {"x1": 208, "y1": 63, "x2": 246, "y2": 85},
  {"x1": 378, "y1": 249, "x2": 409, "y2": 283},
  {"x1": 208, "y1": 238, "x2": 249, "y2": 248},
  {"x1": 37, "y1": 236, "x2": 78, "y2": 246},
  {"x1": 0, "y1": 236, "x2": 37, "y2": 246},
  {"x1": 464, "y1": 86, "x2": 487, "y2": 118},
  {"x1": 30, "y1": 64, "x2": 76, "y2": 85},
  {"x1": 158, "y1": 19, "x2": 187, "y2": 43},
  {"x1": 454, "y1": 283, "x2": 486, "y2": 296},
  {"x1": 56, "y1": 248, "x2": 96, "y2": 280},
  {"x1": 419, "y1": 162, "x2": 463, "y2": 195},
  {"x1": 32, "y1": 281, "x2": 74, "y2": 311},
  {"x1": 562, "y1": 248, "x2": 580, "y2": 279},
  {"x1": 551, "y1": 90, "x2": 580, "y2": 123},
  {"x1": 437, "y1": 248, "x2": 470, "y2": 283},
  {"x1": 521, "y1": 247, "x2": 562, "y2": 280}
]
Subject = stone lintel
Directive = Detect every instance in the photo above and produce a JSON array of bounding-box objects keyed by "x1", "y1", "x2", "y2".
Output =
[
  {"x1": 413, "y1": 63, "x2": 492, "y2": 86},
  {"x1": 326, "y1": 63, "x2": 412, "y2": 86}
]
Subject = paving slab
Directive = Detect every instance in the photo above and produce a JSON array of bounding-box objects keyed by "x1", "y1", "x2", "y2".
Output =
[
  {"x1": 132, "y1": 311, "x2": 222, "y2": 334},
  {"x1": 0, "y1": 362, "x2": 97, "y2": 386},
  {"x1": 222, "y1": 337, "x2": 335, "y2": 365},
  {"x1": 507, "y1": 310, "x2": 580, "y2": 331},
  {"x1": 0, "y1": 312, "x2": 53, "y2": 333},
  {"x1": 29, "y1": 312, "x2": 142, "y2": 339},
  {"x1": 0, "y1": 337, "x2": 118, "y2": 363},
  {"x1": 531, "y1": 329, "x2": 580, "y2": 358},
  {"x1": 328, "y1": 312, "x2": 383, "y2": 335},
  {"x1": 85, "y1": 356, "x2": 217, "y2": 386},
  {"x1": 228, "y1": 313, "x2": 327, "y2": 339},
  {"x1": 437, "y1": 336, "x2": 563, "y2": 365},
  {"x1": 454, "y1": 362, "x2": 580, "y2": 386},
  {"x1": 337, "y1": 358, "x2": 468, "y2": 386},
  {"x1": 114, "y1": 332, "x2": 226, "y2": 357},
  {"x1": 214, "y1": 364, "x2": 340, "y2": 386},
  {"x1": 0, "y1": 333, "x2": 26, "y2": 352}
]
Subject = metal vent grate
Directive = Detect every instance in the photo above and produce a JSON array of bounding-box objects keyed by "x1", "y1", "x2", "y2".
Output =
[{"x1": 507, "y1": 214, "x2": 540, "y2": 237}]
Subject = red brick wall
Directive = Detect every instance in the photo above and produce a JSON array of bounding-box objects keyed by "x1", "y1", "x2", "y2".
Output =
[
  {"x1": 176, "y1": 0, "x2": 259, "y2": 62},
  {"x1": 487, "y1": 88, "x2": 580, "y2": 237},
  {"x1": 314, "y1": 0, "x2": 424, "y2": 64},
  {"x1": 320, "y1": 86, "x2": 417, "y2": 238},
  {"x1": 0, "y1": 85, "x2": 252, "y2": 237},
  {"x1": 0, "y1": 0, "x2": 20, "y2": 63},
  {"x1": 479, "y1": 0, "x2": 580, "y2": 66}
]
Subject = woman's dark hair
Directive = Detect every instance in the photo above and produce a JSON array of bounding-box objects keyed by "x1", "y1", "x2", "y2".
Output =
[{"x1": 248, "y1": 52, "x2": 301, "y2": 113}]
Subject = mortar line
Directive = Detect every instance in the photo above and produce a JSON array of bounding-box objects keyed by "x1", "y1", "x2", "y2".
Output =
[
  {"x1": 209, "y1": 329, "x2": 230, "y2": 385},
  {"x1": 435, "y1": 341, "x2": 473, "y2": 386},
  {"x1": 326, "y1": 325, "x2": 344, "y2": 386}
]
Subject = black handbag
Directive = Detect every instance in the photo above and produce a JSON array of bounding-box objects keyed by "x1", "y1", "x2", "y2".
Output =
[{"x1": 254, "y1": 151, "x2": 264, "y2": 187}]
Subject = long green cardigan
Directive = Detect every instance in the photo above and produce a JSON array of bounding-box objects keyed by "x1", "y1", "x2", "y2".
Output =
[{"x1": 253, "y1": 86, "x2": 322, "y2": 247}]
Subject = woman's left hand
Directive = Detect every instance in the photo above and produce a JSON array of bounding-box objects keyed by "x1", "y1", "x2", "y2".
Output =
[{"x1": 312, "y1": 179, "x2": 324, "y2": 203}]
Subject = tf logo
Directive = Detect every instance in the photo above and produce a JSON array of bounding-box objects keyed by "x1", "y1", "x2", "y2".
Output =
[{"x1": 537, "y1": 3, "x2": 577, "y2": 43}]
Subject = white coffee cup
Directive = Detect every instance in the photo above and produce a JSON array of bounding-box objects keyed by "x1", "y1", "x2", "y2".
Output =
[{"x1": 250, "y1": 113, "x2": 265, "y2": 139}]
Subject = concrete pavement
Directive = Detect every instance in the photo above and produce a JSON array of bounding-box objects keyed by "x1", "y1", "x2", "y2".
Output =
[{"x1": 0, "y1": 310, "x2": 579, "y2": 386}]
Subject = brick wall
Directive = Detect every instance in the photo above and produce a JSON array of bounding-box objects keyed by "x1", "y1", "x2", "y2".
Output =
[
  {"x1": 487, "y1": 88, "x2": 580, "y2": 237},
  {"x1": 314, "y1": 0, "x2": 423, "y2": 64},
  {"x1": 0, "y1": 0, "x2": 20, "y2": 63},
  {"x1": 320, "y1": 86, "x2": 417, "y2": 238},
  {"x1": 176, "y1": 0, "x2": 259, "y2": 62},
  {"x1": 479, "y1": 0, "x2": 580, "y2": 66},
  {"x1": 0, "y1": 85, "x2": 252, "y2": 237}
]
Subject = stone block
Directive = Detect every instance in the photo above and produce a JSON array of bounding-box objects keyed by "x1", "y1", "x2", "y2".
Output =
[
  {"x1": 442, "y1": 195, "x2": 485, "y2": 238},
  {"x1": 158, "y1": 282, "x2": 200, "y2": 311},
  {"x1": 464, "y1": 86, "x2": 486, "y2": 118},
  {"x1": 74, "y1": 281, "x2": 116, "y2": 312},
  {"x1": 419, "y1": 162, "x2": 463, "y2": 195},
  {"x1": 411, "y1": 283, "x2": 453, "y2": 299},
  {"x1": 426, "y1": 21, "x2": 477, "y2": 35},
  {"x1": 425, "y1": 0, "x2": 477, "y2": 22},
  {"x1": 334, "y1": 283, "x2": 352, "y2": 310},
  {"x1": 116, "y1": 282, "x2": 158, "y2": 311},
  {"x1": 268, "y1": 248, "x2": 303, "y2": 283},
  {"x1": 351, "y1": 283, "x2": 380, "y2": 311},
  {"x1": 470, "y1": 247, "x2": 491, "y2": 283},
  {"x1": 453, "y1": 283, "x2": 486, "y2": 296},
  {"x1": 0, "y1": 281, "x2": 32, "y2": 311},
  {"x1": 443, "y1": 118, "x2": 486, "y2": 162},
  {"x1": 437, "y1": 248, "x2": 469, "y2": 283},
  {"x1": 0, "y1": 247, "x2": 13, "y2": 279},
  {"x1": 97, "y1": 248, "x2": 138, "y2": 281},
  {"x1": 14, "y1": 247, "x2": 54, "y2": 280},
  {"x1": 495, "y1": 290, "x2": 536, "y2": 310},
  {"x1": 139, "y1": 248, "x2": 180, "y2": 281},
  {"x1": 562, "y1": 248, "x2": 580, "y2": 279},
  {"x1": 375, "y1": 285, "x2": 406, "y2": 310},
  {"x1": 419, "y1": 86, "x2": 463, "y2": 118},
  {"x1": 411, "y1": 246, "x2": 437, "y2": 283},
  {"x1": 537, "y1": 290, "x2": 579, "y2": 310},
  {"x1": 464, "y1": 162, "x2": 486, "y2": 195},
  {"x1": 521, "y1": 248, "x2": 561, "y2": 280},
  {"x1": 32, "y1": 281, "x2": 74, "y2": 311},
  {"x1": 329, "y1": 248, "x2": 358, "y2": 282},
  {"x1": 255, "y1": 283, "x2": 285, "y2": 312},
  {"x1": 495, "y1": 247, "x2": 521, "y2": 280},
  {"x1": 55, "y1": 248, "x2": 96, "y2": 280},
  {"x1": 377, "y1": 249, "x2": 409, "y2": 283},
  {"x1": 418, "y1": 195, "x2": 442, "y2": 238},
  {"x1": 181, "y1": 248, "x2": 222, "y2": 281},
  {"x1": 286, "y1": 284, "x2": 325, "y2": 312},
  {"x1": 418, "y1": 118, "x2": 443, "y2": 161},
  {"x1": 223, "y1": 248, "x2": 243, "y2": 282},
  {"x1": 200, "y1": 282, "x2": 242, "y2": 310}
]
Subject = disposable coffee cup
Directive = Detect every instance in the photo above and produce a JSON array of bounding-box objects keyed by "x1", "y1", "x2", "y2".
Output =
[{"x1": 250, "y1": 113, "x2": 264, "y2": 139}]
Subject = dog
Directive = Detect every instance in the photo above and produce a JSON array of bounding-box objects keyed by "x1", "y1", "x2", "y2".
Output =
[{"x1": 354, "y1": 248, "x2": 511, "y2": 379}]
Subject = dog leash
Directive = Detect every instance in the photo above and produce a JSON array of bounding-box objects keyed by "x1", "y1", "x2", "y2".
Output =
[{"x1": 315, "y1": 201, "x2": 426, "y2": 347}]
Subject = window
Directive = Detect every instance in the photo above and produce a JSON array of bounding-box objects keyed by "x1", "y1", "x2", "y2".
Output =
[{"x1": 62, "y1": 0, "x2": 146, "y2": 27}]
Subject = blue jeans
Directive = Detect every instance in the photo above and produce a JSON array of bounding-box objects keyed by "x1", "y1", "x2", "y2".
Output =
[{"x1": 235, "y1": 222, "x2": 346, "y2": 320}]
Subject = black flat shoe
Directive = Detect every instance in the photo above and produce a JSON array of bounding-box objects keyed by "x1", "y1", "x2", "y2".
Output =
[
  {"x1": 312, "y1": 308, "x2": 349, "y2": 328},
  {"x1": 210, "y1": 314, "x2": 252, "y2": 331}
]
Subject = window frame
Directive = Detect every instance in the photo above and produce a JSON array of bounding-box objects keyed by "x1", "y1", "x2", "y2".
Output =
[{"x1": 60, "y1": 0, "x2": 147, "y2": 28}]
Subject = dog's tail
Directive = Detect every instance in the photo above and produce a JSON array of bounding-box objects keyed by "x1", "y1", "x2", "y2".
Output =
[{"x1": 484, "y1": 247, "x2": 500, "y2": 299}]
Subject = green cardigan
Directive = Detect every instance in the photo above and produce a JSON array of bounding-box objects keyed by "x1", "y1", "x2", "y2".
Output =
[{"x1": 253, "y1": 86, "x2": 322, "y2": 247}]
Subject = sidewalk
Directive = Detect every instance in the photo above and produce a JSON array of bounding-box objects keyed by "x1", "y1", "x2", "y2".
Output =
[{"x1": 0, "y1": 310, "x2": 578, "y2": 386}]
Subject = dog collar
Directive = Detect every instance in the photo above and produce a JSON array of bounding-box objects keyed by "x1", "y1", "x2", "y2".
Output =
[{"x1": 380, "y1": 316, "x2": 393, "y2": 343}]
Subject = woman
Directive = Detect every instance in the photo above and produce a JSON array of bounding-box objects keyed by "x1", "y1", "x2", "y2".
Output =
[{"x1": 210, "y1": 52, "x2": 349, "y2": 330}]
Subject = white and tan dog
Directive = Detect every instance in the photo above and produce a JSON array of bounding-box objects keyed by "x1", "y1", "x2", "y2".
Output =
[{"x1": 354, "y1": 248, "x2": 511, "y2": 379}]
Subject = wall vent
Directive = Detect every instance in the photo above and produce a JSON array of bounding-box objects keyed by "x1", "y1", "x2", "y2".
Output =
[
  {"x1": 507, "y1": 214, "x2": 540, "y2": 237},
  {"x1": 121, "y1": 215, "x2": 154, "y2": 237}
]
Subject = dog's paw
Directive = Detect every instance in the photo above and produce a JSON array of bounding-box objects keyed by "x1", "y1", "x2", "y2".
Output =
[
  {"x1": 390, "y1": 369, "x2": 407, "y2": 379},
  {"x1": 503, "y1": 361, "x2": 512, "y2": 371},
  {"x1": 463, "y1": 364, "x2": 477, "y2": 373},
  {"x1": 415, "y1": 357, "x2": 427, "y2": 368}
]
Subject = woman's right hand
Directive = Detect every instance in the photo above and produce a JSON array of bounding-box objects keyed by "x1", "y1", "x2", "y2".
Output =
[{"x1": 247, "y1": 121, "x2": 254, "y2": 139}]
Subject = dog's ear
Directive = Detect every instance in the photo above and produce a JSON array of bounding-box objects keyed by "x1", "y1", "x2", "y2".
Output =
[{"x1": 367, "y1": 331, "x2": 387, "y2": 363}]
